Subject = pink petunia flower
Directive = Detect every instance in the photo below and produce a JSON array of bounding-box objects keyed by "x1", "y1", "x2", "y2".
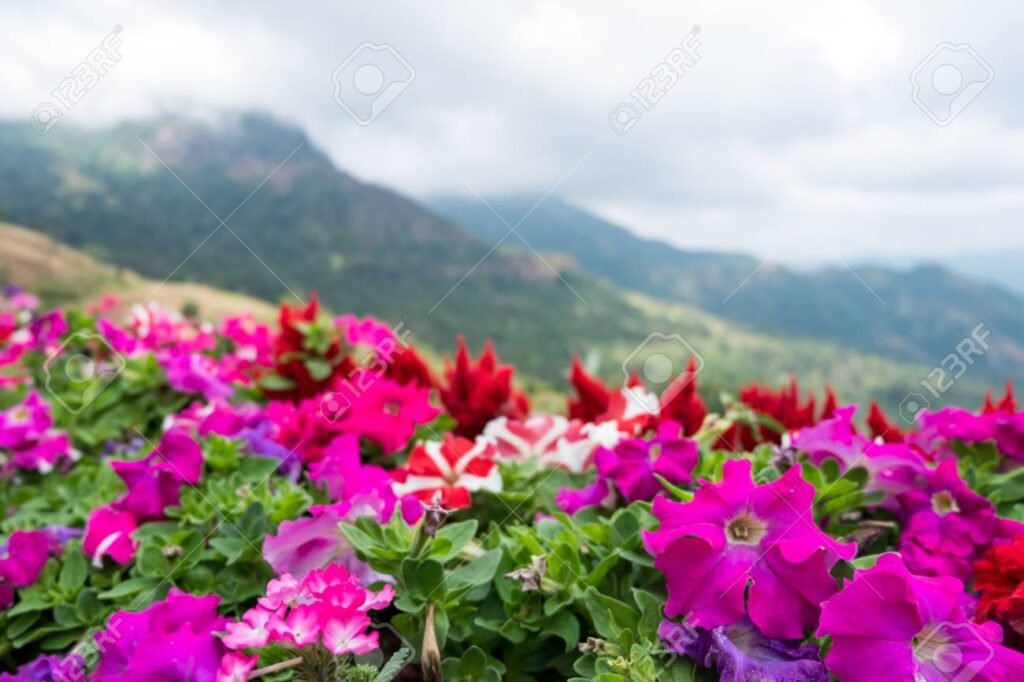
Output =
[
  {"x1": 82, "y1": 505, "x2": 138, "y2": 568},
  {"x1": 898, "y1": 459, "x2": 1024, "y2": 580},
  {"x1": 333, "y1": 376, "x2": 439, "y2": 454},
  {"x1": 818, "y1": 553, "x2": 1024, "y2": 682},
  {"x1": 390, "y1": 435, "x2": 502, "y2": 509},
  {"x1": 109, "y1": 428, "x2": 203, "y2": 523},
  {"x1": 0, "y1": 530, "x2": 50, "y2": 592},
  {"x1": 643, "y1": 459, "x2": 855, "y2": 639},
  {"x1": 791, "y1": 405, "x2": 929, "y2": 506},
  {"x1": 0, "y1": 391, "x2": 74, "y2": 474}
]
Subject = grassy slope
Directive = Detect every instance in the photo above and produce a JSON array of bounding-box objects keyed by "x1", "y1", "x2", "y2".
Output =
[{"x1": 0, "y1": 222, "x2": 990, "y2": 415}]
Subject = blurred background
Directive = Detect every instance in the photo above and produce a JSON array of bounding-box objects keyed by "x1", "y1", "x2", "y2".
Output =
[{"x1": 1, "y1": 1, "x2": 1021, "y2": 413}]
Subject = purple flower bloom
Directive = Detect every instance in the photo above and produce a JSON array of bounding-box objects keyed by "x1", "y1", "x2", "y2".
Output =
[
  {"x1": 595, "y1": 420, "x2": 698, "y2": 503},
  {"x1": 0, "y1": 654, "x2": 84, "y2": 682},
  {"x1": 644, "y1": 459, "x2": 855, "y2": 639},
  {"x1": 159, "y1": 351, "x2": 234, "y2": 401},
  {"x1": 555, "y1": 420, "x2": 698, "y2": 514},
  {"x1": 93, "y1": 589, "x2": 228, "y2": 682},
  {"x1": 659, "y1": 618, "x2": 829, "y2": 682},
  {"x1": 818, "y1": 553, "x2": 1024, "y2": 682},
  {"x1": 556, "y1": 478, "x2": 614, "y2": 515}
]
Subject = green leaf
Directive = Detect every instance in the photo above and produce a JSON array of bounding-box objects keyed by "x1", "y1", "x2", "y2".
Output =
[
  {"x1": 541, "y1": 609, "x2": 580, "y2": 652},
  {"x1": 98, "y1": 577, "x2": 162, "y2": 600},
  {"x1": 447, "y1": 550, "x2": 501, "y2": 592},
  {"x1": 412, "y1": 559, "x2": 446, "y2": 601},
  {"x1": 304, "y1": 358, "x2": 333, "y2": 381},
  {"x1": 432, "y1": 520, "x2": 478, "y2": 562},
  {"x1": 58, "y1": 548, "x2": 88, "y2": 590}
]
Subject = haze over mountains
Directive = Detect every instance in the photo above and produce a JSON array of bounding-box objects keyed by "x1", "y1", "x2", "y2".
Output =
[
  {"x1": 432, "y1": 196, "x2": 1024, "y2": 385},
  {"x1": 0, "y1": 113, "x2": 1017, "y2": 410}
]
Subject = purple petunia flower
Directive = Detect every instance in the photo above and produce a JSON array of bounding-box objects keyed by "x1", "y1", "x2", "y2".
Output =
[
  {"x1": 594, "y1": 420, "x2": 699, "y2": 503},
  {"x1": 658, "y1": 618, "x2": 829, "y2": 681},
  {"x1": 818, "y1": 553, "x2": 1024, "y2": 682},
  {"x1": 0, "y1": 653, "x2": 85, "y2": 682}
]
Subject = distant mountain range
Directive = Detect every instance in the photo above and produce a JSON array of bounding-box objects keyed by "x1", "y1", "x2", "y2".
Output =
[
  {"x1": 839, "y1": 251, "x2": 1024, "y2": 297},
  {"x1": 431, "y1": 196, "x2": 1024, "y2": 387},
  {"x1": 0, "y1": 114, "x2": 1010, "y2": 411}
]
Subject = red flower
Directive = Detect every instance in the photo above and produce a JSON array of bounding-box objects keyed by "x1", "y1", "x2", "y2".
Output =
[
  {"x1": 265, "y1": 293, "x2": 350, "y2": 402},
  {"x1": 974, "y1": 535, "x2": 1024, "y2": 647},
  {"x1": 658, "y1": 356, "x2": 707, "y2": 436},
  {"x1": 384, "y1": 345, "x2": 436, "y2": 389},
  {"x1": 717, "y1": 378, "x2": 828, "y2": 451},
  {"x1": 983, "y1": 382, "x2": 1018, "y2": 415},
  {"x1": 567, "y1": 355, "x2": 612, "y2": 423},
  {"x1": 868, "y1": 401, "x2": 905, "y2": 443},
  {"x1": 440, "y1": 337, "x2": 529, "y2": 438},
  {"x1": 390, "y1": 435, "x2": 502, "y2": 509}
]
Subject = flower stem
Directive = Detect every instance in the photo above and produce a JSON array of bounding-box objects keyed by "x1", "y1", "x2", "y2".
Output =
[{"x1": 248, "y1": 656, "x2": 303, "y2": 679}]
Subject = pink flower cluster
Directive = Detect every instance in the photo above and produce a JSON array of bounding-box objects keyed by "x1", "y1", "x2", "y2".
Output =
[
  {"x1": 0, "y1": 391, "x2": 74, "y2": 474},
  {"x1": 223, "y1": 564, "x2": 393, "y2": 657}
]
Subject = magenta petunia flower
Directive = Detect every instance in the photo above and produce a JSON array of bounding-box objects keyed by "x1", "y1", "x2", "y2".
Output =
[
  {"x1": 658, "y1": 618, "x2": 829, "y2": 681},
  {"x1": 555, "y1": 478, "x2": 615, "y2": 515},
  {"x1": 643, "y1": 459, "x2": 855, "y2": 638},
  {"x1": 0, "y1": 530, "x2": 50, "y2": 589},
  {"x1": 158, "y1": 351, "x2": 234, "y2": 401},
  {"x1": 818, "y1": 553, "x2": 1024, "y2": 682},
  {"x1": 595, "y1": 420, "x2": 699, "y2": 503},
  {"x1": 897, "y1": 459, "x2": 1023, "y2": 580},
  {"x1": 0, "y1": 391, "x2": 73, "y2": 474},
  {"x1": 93, "y1": 589, "x2": 228, "y2": 682},
  {"x1": 334, "y1": 376, "x2": 439, "y2": 454},
  {"x1": 791, "y1": 405, "x2": 929, "y2": 506},
  {"x1": 82, "y1": 505, "x2": 138, "y2": 567},
  {"x1": 109, "y1": 427, "x2": 203, "y2": 523}
]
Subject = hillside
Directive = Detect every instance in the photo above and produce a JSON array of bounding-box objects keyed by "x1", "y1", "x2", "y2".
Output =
[
  {"x1": 432, "y1": 196, "x2": 1024, "y2": 385},
  {"x1": 0, "y1": 115, "x2": 995, "y2": 410},
  {"x1": 0, "y1": 222, "x2": 277, "y2": 321}
]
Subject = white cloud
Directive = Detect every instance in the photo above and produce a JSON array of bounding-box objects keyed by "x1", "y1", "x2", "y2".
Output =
[{"x1": 2, "y1": 0, "x2": 1023, "y2": 261}]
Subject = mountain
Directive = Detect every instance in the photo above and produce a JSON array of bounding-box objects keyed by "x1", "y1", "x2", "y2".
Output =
[
  {"x1": 845, "y1": 250, "x2": 1024, "y2": 297},
  {"x1": 431, "y1": 196, "x2": 1024, "y2": 386},
  {"x1": 0, "y1": 114, "x2": 994, "y2": 410}
]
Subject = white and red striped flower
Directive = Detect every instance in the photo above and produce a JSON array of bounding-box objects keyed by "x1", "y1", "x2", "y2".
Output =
[
  {"x1": 483, "y1": 415, "x2": 571, "y2": 459},
  {"x1": 483, "y1": 414, "x2": 628, "y2": 474},
  {"x1": 391, "y1": 435, "x2": 502, "y2": 509}
]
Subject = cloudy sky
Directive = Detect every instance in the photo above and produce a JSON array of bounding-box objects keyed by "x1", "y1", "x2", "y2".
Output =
[{"x1": 3, "y1": 1, "x2": 1023, "y2": 262}]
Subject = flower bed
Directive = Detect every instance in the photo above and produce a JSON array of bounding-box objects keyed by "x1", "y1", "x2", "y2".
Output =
[{"x1": 1, "y1": 286, "x2": 1024, "y2": 681}]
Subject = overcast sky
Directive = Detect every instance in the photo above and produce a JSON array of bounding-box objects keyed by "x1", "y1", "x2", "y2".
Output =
[{"x1": 4, "y1": 1, "x2": 1024, "y2": 262}]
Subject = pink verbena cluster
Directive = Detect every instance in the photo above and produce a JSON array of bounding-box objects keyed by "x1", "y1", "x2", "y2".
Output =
[{"x1": 223, "y1": 564, "x2": 394, "y2": 656}]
